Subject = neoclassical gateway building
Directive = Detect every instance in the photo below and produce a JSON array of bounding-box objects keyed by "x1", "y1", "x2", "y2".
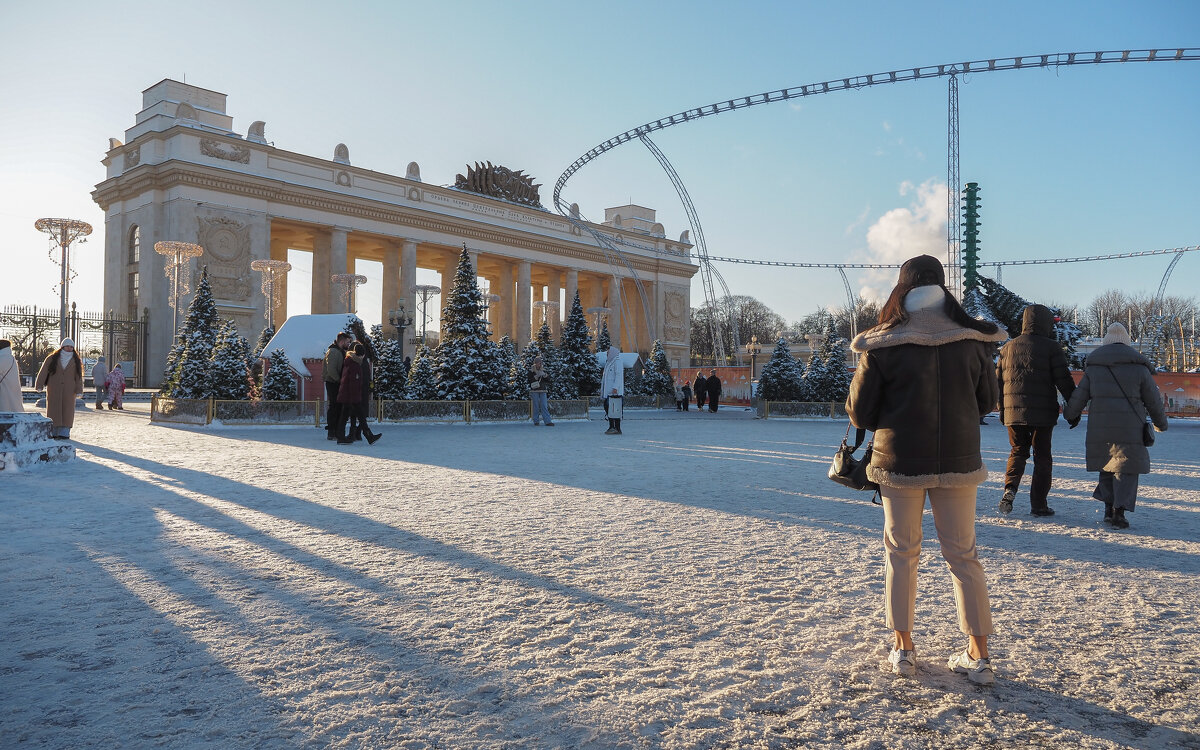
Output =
[{"x1": 92, "y1": 80, "x2": 697, "y2": 387}]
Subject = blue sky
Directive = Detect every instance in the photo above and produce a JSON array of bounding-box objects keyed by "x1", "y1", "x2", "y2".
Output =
[{"x1": 1, "y1": 0, "x2": 1196, "y2": 330}]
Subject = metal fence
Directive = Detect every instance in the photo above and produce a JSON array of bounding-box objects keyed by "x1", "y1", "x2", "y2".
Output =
[
  {"x1": 152, "y1": 397, "x2": 593, "y2": 426},
  {"x1": 758, "y1": 401, "x2": 850, "y2": 419},
  {"x1": 213, "y1": 400, "x2": 322, "y2": 426},
  {"x1": 151, "y1": 397, "x2": 211, "y2": 425},
  {"x1": 587, "y1": 394, "x2": 672, "y2": 409},
  {"x1": 2, "y1": 304, "x2": 148, "y2": 387}
]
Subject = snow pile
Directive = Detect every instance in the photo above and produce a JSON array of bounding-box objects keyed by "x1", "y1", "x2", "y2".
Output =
[{"x1": 1, "y1": 406, "x2": 1197, "y2": 748}]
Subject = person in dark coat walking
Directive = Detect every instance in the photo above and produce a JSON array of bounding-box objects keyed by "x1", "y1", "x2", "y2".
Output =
[
  {"x1": 996, "y1": 304, "x2": 1077, "y2": 517},
  {"x1": 353, "y1": 343, "x2": 381, "y2": 444},
  {"x1": 324, "y1": 332, "x2": 352, "y2": 440},
  {"x1": 681, "y1": 379, "x2": 692, "y2": 410},
  {"x1": 847, "y1": 254, "x2": 1007, "y2": 685},
  {"x1": 706, "y1": 369, "x2": 722, "y2": 412},
  {"x1": 1063, "y1": 323, "x2": 1167, "y2": 529},
  {"x1": 693, "y1": 371, "x2": 707, "y2": 411},
  {"x1": 335, "y1": 343, "x2": 367, "y2": 445}
]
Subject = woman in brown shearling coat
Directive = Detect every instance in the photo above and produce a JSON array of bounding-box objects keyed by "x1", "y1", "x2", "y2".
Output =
[
  {"x1": 34, "y1": 338, "x2": 84, "y2": 439},
  {"x1": 847, "y1": 255, "x2": 1007, "y2": 686}
]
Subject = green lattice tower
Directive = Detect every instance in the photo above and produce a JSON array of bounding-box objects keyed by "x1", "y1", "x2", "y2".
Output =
[{"x1": 961, "y1": 182, "x2": 981, "y2": 291}]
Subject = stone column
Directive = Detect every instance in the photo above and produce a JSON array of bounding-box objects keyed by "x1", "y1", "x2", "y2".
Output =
[
  {"x1": 401, "y1": 239, "x2": 417, "y2": 351},
  {"x1": 497, "y1": 261, "x2": 514, "y2": 344},
  {"x1": 547, "y1": 270, "x2": 561, "y2": 340},
  {"x1": 311, "y1": 229, "x2": 331, "y2": 313},
  {"x1": 381, "y1": 240, "x2": 400, "y2": 337},
  {"x1": 517, "y1": 261, "x2": 532, "y2": 348},
  {"x1": 330, "y1": 227, "x2": 349, "y2": 313},
  {"x1": 609, "y1": 275, "x2": 622, "y2": 351},
  {"x1": 565, "y1": 268, "x2": 579, "y2": 314}
]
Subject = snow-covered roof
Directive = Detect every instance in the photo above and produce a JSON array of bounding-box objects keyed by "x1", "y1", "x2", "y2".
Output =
[
  {"x1": 259, "y1": 314, "x2": 361, "y2": 377},
  {"x1": 594, "y1": 352, "x2": 643, "y2": 370}
]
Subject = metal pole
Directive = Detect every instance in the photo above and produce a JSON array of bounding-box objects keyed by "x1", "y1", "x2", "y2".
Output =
[{"x1": 59, "y1": 226, "x2": 70, "y2": 340}]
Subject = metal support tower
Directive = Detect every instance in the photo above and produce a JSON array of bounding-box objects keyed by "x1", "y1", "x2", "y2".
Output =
[{"x1": 947, "y1": 72, "x2": 962, "y2": 300}]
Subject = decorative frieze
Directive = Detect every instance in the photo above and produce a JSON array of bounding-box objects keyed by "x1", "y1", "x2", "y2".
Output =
[
  {"x1": 664, "y1": 286, "x2": 689, "y2": 342},
  {"x1": 200, "y1": 138, "x2": 251, "y2": 164},
  {"x1": 197, "y1": 216, "x2": 252, "y2": 302},
  {"x1": 123, "y1": 146, "x2": 140, "y2": 170}
]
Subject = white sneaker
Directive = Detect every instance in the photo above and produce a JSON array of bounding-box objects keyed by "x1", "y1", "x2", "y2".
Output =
[
  {"x1": 948, "y1": 650, "x2": 994, "y2": 685},
  {"x1": 887, "y1": 647, "x2": 916, "y2": 676}
]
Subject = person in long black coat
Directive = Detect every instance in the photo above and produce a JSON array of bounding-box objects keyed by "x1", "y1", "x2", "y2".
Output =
[
  {"x1": 356, "y1": 346, "x2": 382, "y2": 444},
  {"x1": 707, "y1": 369, "x2": 722, "y2": 412},
  {"x1": 693, "y1": 371, "x2": 708, "y2": 411}
]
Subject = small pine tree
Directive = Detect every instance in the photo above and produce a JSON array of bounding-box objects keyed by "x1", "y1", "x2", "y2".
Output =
[
  {"x1": 757, "y1": 338, "x2": 804, "y2": 401},
  {"x1": 168, "y1": 270, "x2": 220, "y2": 399},
  {"x1": 252, "y1": 325, "x2": 276, "y2": 358},
  {"x1": 530, "y1": 322, "x2": 572, "y2": 399},
  {"x1": 802, "y1": 352, "x2": 825, "y2": 401},
  {"x1": 641, "y1": 340, "x2": 675, "y2": 400},
  {"x1": 367, "y1": 324, "x2": 406, "y2": 400},
  {"x1": 260, "y1": 349, "x2": 297, "y2": 400},
  {"x1": 496, "y1": 335, "x2": 518, "y2": 398},
  {"x1": 559, "y1": 291, "x2": 601, "y2": 398},
  {"x1": 209, "y1": 320, "x2": 252, "y2": 400},
  {"x1": 820, "y1": 336, "x2": 853, "y2": 404},
  {"x1": 596, "y1": 320, "x2": 611, "y2": 353},
  {"x1": 405, "y1": 344, "x2": 439, "y2": 400},
  {"x1": 159, "y1": 337, "x2": 184, "y2": 396}
]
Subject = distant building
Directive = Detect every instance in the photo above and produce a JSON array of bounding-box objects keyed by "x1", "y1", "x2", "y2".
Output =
[{"x1": 93, "y1": 80, "x2": 698, "y2": 387}]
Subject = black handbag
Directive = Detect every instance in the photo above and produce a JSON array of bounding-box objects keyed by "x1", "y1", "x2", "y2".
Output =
[{"x1": 828, "y1": 425, "x2": 882, "y2": 504}]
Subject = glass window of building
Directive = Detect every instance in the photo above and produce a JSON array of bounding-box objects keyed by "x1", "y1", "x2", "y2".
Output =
[{"x1": 128, "y1": 225, "x2": 140, "y2": 264}]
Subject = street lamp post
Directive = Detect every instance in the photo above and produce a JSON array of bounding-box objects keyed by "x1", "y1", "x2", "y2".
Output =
[
  {"x1": 746, "y1": 335, "x2": 761, "y2": 403},
  {"x1": 413, "y1": 284, "x2": 441, "y2": 345},
  {"x1": 331, "y1": 273, "x2": 368, "y2": 314},
  {"x1": 387, "y1": 299, "x2": 414, "y2": 361},
  {"x1": 35, "y1": 218, "x2": 93, "y2": 341},
  {"x1": 250, "y1": 258, "x2": 291, "y2": 329},
  {"x1": 153, "y1": 241, "x2": 205, "y2": 337}
]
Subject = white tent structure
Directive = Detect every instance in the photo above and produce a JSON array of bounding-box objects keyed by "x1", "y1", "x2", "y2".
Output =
[{"x1": 259, "y1": 314, "x2": 361, "y2": 377}]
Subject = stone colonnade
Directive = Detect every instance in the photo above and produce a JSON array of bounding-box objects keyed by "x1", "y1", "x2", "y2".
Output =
[{"x1": 268, "y1": 221, "x2": 662, "y2": 354}]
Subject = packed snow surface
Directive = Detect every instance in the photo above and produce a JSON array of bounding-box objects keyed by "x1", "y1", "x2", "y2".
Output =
[{"x1": 2, "y1": 406, "x2": 1198, "y2": 749}]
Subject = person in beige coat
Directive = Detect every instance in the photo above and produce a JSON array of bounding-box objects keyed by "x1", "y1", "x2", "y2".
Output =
[
  {"x1": 34, "y1": 338, "x2": 84, "y2": 439},
  {"x1": 0, "y1": 339, "x2": 25, "y2": 412}
]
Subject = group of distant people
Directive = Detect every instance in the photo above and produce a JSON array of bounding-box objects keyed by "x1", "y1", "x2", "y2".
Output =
[
  {"x1": 674, "y1": 369, "x2": 722, "y2": 412},
  {"x1": 90, "y1": 355, "x2": 127, "y2": 411}
]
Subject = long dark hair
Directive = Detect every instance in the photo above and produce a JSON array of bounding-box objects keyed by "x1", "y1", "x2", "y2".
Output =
[
  {"x1": 875, "y1": 254, "x2": 999, "y2": 335},
  {"x1": 45, "y1": 347, "x2": 83, "y2": 378}
]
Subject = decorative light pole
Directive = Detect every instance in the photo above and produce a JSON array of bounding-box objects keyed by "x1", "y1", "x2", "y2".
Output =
[
  {"x1": 586, "y1": 306, "x2": 611, "y2": 337},
  {"x1": 331, "y1": 273, "x2": 368, "y2": 314},
  {"x1": 250, "y1": 258, "x2": 291, "y2": 328},
  {"x1": 35, "y1": 217, "x2": 93, "y2": 340},
  {"x1": 387, "y1": 299, "x2": 414, "y2": 361},
  {"x1": 533, "y1": 300, "x2": 559, "y2": 329},
  {"x1": 746, "y1": 334, "x2": 761, "y2": 380},
  {"x1": 413, "y1": 284, "x2": 441, "y2": 345},
  {"x1": 153, "y1": 241, "x2": 205, "y2": 336}
]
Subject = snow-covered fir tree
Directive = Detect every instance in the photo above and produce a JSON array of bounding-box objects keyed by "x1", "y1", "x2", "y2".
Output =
[
  {"x1": 596, "y1": 320, "x2": 611, "y2": 353},
  {"x1": 434, "y1": 248, "x2": 504, "y2": 399},
  {"x1": 369, "y1": 324, "x2": 407, "y2": 400},
  {"x1": 507, "y1": 347, "x2": 530, "y2": 400},
  {"x1": 757, "y1": 338, "x2": 804, "y2": 401},
  {"x1": 533, "y1": 322, "x2": 574, "y2": 398},
  {"x1": 405, "y1": 344, "x2": 439, "y2": 400},
  {"x1": 802, "y1": 351, "x2": 825, "y2": 402},
  {"x1": 208, "y1": 320, "x2": 252, "y2": 400},
  {"x1": 816, "y1": 333, "x2": 853, "y2": 404},
  {"x1": 641, "y1": 340, "x2": 675, "y2": 400},
  {"x1": 495, "y1": 335, "x2": 519, "y2": 399},
  {"x1": 558, "y1": 291, "x2": 601, "y2": 398},
  {"x1": 158, "y1": 338, "x2": 184, "y2": 396},
  {"x1": 166, "y1": 269, "x2": 220, "y2": 399},
  {"x1": 252, "y1": 325, "x2": 275, "y2": 358},
  {"x1": 260, "y1": 349, "x2": 297, "y2": 400},
  {"x1": 970, "y1": 275, "x2": 1084, "y2": 367}
]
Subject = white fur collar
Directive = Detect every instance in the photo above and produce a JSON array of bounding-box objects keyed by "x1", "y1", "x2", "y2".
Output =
[{"x1": 851, "y1": 308, "x2": 1007, "y2": 353}]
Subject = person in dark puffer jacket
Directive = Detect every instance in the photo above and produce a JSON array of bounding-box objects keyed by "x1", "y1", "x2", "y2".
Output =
[
  {"x1": 996, "y1": 304, "x2": 1077, "y2": 517},
  {"x1": 847, "y1": 254, "x2": 1007, "y2": 686}
]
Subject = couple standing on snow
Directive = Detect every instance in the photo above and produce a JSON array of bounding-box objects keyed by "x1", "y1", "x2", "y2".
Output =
[{"x1": 323, "y1": 332, "x2": 382, "y2": 446}]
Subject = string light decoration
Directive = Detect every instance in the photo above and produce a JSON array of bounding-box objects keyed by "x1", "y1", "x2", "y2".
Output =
[
  {"x1": 34, "y1": 217, "x2": 92, "y2": 340},
  {"x1": 331, "y1": 273, "x2": 368, "y2": 313},
  {"x1": 154, "y1": 241, "x2": 205, "y2": 334},
  {"x1": 586, "y1": 306, "x2": 611, "y2": 337},
  {"x1": 413, "y1": 284, "x2": 442, "y2": 344},
  {"x1": 250, "y1": 258, "x2": 291, "y2": 327},
  {"x1": 533, "y1": 299, "x2": 560, "y2": 327}
]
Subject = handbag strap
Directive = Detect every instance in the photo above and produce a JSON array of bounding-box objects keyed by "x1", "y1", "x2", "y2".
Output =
[{"x1": 1098, "y1": 365, "x2": 1146, "y2": 421}]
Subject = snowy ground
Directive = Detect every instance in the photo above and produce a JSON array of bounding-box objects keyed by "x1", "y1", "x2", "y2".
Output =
[{"x1": 1, "y1": 405, "x2": 1198, "y2": 749}]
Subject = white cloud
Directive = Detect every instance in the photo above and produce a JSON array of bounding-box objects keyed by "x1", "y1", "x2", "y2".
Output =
[{"x1": 858, "y1": 179, "x2": 947, "y2": 302}]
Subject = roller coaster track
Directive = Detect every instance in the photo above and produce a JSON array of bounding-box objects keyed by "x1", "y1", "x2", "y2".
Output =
[{"x1": 553, "y1": 48, "x2": 1197, "y2": 360}]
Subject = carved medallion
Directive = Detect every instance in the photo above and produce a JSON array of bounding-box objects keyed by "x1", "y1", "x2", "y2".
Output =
[
  {"x1": 197, "y1": 216, "x2": 252, "y2": 302},
  {"x1": 664, "y1": 288, "x2": 688, "y2": 342},
  {"x1": 200, "y1": 138, "x2": 251, "y2": 164},
  {"x1": 454, "y1": 161, "x2": 542, "y2": 207},
  {"x1": 123, "y1": 147, "x2": 141, "y2": 170}
]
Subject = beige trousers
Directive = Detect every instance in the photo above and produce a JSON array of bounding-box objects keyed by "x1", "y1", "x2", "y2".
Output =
[{"x1": 881, "y1": 484, "x2": 993, "y2": 636}]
